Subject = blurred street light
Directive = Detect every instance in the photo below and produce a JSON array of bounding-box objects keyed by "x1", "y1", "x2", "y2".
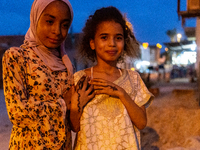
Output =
[
  {"x1": 142, "y1": 42, "x2": 149, "y2": 49},
  {"x1": 177, "y1": 33, "x2": 182, "y2": 42},
  {"x1": 156, "y1": 43, "x2": 162, "y2": 49}
]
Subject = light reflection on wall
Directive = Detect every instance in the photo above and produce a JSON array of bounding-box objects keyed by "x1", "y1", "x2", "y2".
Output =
[
  {"x1": 135, "y1": 60, "x2": 151, "y2": 73},
  {"x1": 172, "y1": 51, "x2": 196, "y2": 65}
]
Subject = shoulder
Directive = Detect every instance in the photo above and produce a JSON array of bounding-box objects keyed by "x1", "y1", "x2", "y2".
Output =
[
  {"x1": 4, "y1": 47, "x2": 30, "y2": 57},
  {"x1": 74, "y1": 67, "x2": 92, "y2": 77},
  {"x1": 74, "y1": 70, "x2": 86, "y2": 76},
  {"x1": 3, "y1": 47, "x2": 23, "y2": 61},
  {"x1": 3, "y1": 47, "x2": 34, "y2": 66},
  {"x1": 126, "y1": 69, "x2": 154, "y2": 107},
  {"x1": 4, "y1": 47, "x2": 22, "y2": 54},
  {"x1": 4, "y1": 46, "x2": 36, "y2": 60},
  {"x1": 73, "y1": 70, "x2": 86, "y2": 84},
  {"x1": 125, "y1": 69, "x2": 145, "y2": 85},
  {"x1": 126, "y1": 69, "x2": 141, "y2": 77}
]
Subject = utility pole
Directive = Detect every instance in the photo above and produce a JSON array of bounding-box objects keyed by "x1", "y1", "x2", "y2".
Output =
[{"x1": 196, "y1": 17, "x2": 200, "y2": 105}]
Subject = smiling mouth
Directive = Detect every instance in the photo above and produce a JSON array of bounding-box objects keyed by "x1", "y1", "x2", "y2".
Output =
[
  {"x1": 106, "y1": 51, "x2": 118, "y2": 55},
  {"x1": 48, "y1": 38, "x2": 61, "y2": 44}
]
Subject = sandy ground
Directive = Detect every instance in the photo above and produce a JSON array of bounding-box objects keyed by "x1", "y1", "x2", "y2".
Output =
[
  {"x1": 0, "y1": 77, "x2": 199, "y2": 150},
  {"x1": 141, "y1": 78, "x2": 200, "y2": 150}
]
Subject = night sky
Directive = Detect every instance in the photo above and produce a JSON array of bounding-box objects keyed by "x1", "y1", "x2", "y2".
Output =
[{"x1": 0, "y1": 0, "x2": 197, "y2": 52}]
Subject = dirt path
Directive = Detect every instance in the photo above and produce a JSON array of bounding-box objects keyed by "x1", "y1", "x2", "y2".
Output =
[{"x1": 141, "y1": 79, "x2": 200, "y2": 150}]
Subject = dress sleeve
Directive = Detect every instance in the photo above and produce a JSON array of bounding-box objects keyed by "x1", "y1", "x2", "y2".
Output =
[
  {"x1": 3, "y1": 48, "x2": 66, "y2": 131},
  {"x1": 128, "y1": 70, "x2": 154, "y2": 108}
]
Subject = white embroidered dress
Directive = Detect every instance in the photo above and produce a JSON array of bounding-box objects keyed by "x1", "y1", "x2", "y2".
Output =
[{"x1": 73, "y1": 69, "x2": 153, "y2": 150}]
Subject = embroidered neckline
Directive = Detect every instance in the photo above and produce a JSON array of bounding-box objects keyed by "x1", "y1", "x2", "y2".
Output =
[{"x1": 91, "y1": 67, "x2": 122, "y2": 79}]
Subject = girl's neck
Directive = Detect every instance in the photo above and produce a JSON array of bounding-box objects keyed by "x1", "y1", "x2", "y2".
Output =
[
  {"x1": 84, "y1": 60, "x2": 121, "y2": 82},
  {"x1": 95, "y1": 59, "x2": 117, "y2": 71},
  {"x1": 93, "y1": 64, "x2": 118, "y2": 74},
  {"x1": 91, "y1": 65, "x2": 121, "y2": 82}
]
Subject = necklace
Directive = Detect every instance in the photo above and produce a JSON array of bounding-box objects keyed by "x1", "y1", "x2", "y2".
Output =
[{"x1": 91, "y1": 67, "x2": 122, "y2": 79}]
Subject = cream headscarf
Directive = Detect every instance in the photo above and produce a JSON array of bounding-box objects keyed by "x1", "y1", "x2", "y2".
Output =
[{"x1": 22, "y1": 0, "x2": 74, "y2": 74}]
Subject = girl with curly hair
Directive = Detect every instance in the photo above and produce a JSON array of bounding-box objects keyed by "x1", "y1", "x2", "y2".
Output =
[{"x1": 70, "y1": 6, "x2": 153, "y2": 150}]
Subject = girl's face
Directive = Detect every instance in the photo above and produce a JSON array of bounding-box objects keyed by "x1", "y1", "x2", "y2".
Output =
[
  {"x1": 90, "y1": 21, "x2": 124, "y2": 64},
  {"x1": 36, "y1": 1, "x2": 71, "y2": 49}
]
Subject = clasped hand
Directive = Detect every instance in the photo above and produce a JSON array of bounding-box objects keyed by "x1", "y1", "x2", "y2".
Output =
[
  {"x1": 90, "y1": 78, "x2": 126, "y2": 99},
  {"x1": 64, "y1": 76, "x2": 126, "y2": 111}
]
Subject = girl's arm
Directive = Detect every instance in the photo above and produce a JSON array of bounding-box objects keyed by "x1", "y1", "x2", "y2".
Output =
[
  {"x1": 91, "y1": 78, "x2": 149, "y2": 130},
  {"x1": 118, "y1": 90, "x2": 147, "y2": 130},
  {"x1": 3, "y1": 49, "x2": 66, "y2": 127},
  {"x1": 66, "y1": 76, "x2": 95, "y2": 132},
  {"x1": 3, "y1": 48, "x2": 68, "y2": 146}
]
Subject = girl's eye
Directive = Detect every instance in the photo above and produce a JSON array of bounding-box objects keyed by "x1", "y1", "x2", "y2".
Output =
[
  {"x1": 101, "y1": 36, "x2": 107, "y2": 40},
  {"x1": 116, "y1": 36, "x2": 123, "y2": 40},
  {"x1": 62, "y1": 23, "x2": 70, "y2": 29},
  {"x1": 46, "y1": 20, "x2": 53, "y2": 24}
]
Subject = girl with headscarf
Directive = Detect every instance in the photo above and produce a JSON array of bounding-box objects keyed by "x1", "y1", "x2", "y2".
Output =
[{"x1": 2, "y1": 0, "x2": 74, "y2": 149}]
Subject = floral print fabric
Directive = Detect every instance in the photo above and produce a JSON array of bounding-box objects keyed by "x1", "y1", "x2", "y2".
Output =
[
  {"x1": 73, "y1": 69, "x2": 153, "y2": 150},
  {"x1": 3, "y1": 47, "x2": 72, "y2": 150}
]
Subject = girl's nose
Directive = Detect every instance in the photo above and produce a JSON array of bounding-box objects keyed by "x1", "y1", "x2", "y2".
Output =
[
  {"x1": 52, "y1": 24, "x2": 61, "y2": 35},
  {"x1": 109, "y1": 37, "x2": 116, "y2": 46}
]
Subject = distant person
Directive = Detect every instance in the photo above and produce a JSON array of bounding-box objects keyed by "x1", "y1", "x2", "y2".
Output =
[
  {"x1": 158, "y1": 64, "x2": 165, "y2": 81},
  {"x1": 2, "y1": 0, "x2": 76, "y2": 149},
  {"x1": 70, "y1": 6, "x2": 154, "y2": 149}
]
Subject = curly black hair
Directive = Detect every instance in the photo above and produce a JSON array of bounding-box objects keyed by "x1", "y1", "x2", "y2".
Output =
[{"x1": 78, "y1": 6, "x2": 140, "y2": 63}]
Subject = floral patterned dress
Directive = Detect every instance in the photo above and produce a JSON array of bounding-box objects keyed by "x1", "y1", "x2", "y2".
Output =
[
  {"x1": 3, "y1": 47, "x2": 72, "y2": 150},
  {"x1": 73, "y1": 69, "x2": 153, "y2": 150}
]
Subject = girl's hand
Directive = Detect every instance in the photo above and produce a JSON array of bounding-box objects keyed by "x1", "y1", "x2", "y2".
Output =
[
  {"x1": 91, "y1": 78, "x2": 147, "y2": 130},
  {"x1": 63, "y1": 75, "x2": 95, "y2": 111},
  {"x1": 70, "y1": 75, "x2": 95, "y2": 132},
  {"x1": 90, "y1": 78, "x2": 125, "y2": 98},
  {"x1": 71, "y1": 75, "x2": 95, "y2": 112}
]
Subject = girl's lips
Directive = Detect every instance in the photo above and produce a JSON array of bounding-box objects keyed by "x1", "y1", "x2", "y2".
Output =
[
  {"x1": 48, "y1": 38, "x2": 61, "y2": 44},
  {"x1": 106, "y1": 50, "x2": 118, "y2": 55}
]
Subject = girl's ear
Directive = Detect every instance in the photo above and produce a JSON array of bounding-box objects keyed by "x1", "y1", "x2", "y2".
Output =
[{"x1": 90, "y1": 39, "x2": 95, "y2": 50}]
